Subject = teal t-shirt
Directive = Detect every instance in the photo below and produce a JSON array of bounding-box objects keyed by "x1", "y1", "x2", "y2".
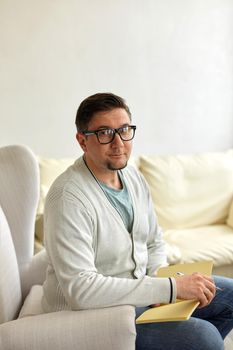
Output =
[{"x1": 99, "y1": 172, "x2": 134, "y2": 232}]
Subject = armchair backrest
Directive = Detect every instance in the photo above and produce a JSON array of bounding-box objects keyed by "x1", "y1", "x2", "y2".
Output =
[
  {"x1": 0, "y1": 145, "x2": 40, "y2": 297},
  {"x1": 0, "y1": 206, "x2": 22, "y2": 323}
]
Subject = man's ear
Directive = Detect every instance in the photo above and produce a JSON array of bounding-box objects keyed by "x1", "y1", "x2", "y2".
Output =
[{"x1": 76, "y1": 132, "x2": 87, "y2": 152}]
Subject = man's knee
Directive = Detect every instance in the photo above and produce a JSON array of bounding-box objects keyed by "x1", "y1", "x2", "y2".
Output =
[
  {"x1": 190, "y1": 318, "x2": 224, "y2": 350},
  {"x1": 136, "y1": 317, "x2": 224, "y2": 350}
]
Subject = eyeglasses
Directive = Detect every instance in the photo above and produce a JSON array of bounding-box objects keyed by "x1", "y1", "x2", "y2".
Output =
[{"x1": 81, "y1": 125, "x2": 136, "y2": 144}]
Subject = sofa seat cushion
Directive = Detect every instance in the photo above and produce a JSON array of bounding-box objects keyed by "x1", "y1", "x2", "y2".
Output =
[
  {"x1": 163, "y1": 224, "x2": 233, "y2": 267},
  {"x1": 139, "y1": 151, "x2": 233, "y2": 230},
  {"x1": 225, "y1": 332, "x2": 233, "y2": 350}
]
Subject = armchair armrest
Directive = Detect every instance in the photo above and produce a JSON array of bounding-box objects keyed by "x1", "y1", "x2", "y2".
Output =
[{"x1": 0, "y1": 305, "x2": 136, "y2": 350}]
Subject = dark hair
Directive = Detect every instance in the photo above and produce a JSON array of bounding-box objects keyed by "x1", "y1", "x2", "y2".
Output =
[{"x1": 75, "y1": 92, "x2": 131, "y2": 131}]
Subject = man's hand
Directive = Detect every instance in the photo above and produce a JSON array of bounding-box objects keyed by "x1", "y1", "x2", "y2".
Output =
[{"x1": 175, "y1": 273, "x2": 216, "y2": 308}]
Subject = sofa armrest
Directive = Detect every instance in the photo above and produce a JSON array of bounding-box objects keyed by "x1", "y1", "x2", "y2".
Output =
[{"x1": 0, "y1": 306, "x2": 136, "y2": 350}]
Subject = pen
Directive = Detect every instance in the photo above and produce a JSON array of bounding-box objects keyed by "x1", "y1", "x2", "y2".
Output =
[{"x1": 176, "y1": 271, "x2": 224, "y2": 291}]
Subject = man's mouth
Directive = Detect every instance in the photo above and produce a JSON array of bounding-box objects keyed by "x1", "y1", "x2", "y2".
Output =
[{"x1": 110, "y1": 154, "x2": 124, "y2": 157}]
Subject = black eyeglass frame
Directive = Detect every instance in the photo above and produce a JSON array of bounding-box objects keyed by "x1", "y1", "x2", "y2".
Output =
[{"x1": 81, "y1": 125, "x2": 137, "y2": 144}]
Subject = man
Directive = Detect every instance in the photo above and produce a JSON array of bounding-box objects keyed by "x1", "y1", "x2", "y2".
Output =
[{"x1": 42, "y1": 92, "x2": 233, "y2": 349}]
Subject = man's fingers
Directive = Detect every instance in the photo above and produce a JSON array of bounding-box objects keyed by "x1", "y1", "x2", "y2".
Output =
[{"x1": 175, "y1": 272, "x2": 217, "y2": 308}]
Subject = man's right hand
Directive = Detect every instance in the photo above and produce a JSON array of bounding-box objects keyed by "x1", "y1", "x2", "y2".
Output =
[{"x1": 175, "y1": 273, "x2": 216, "y2": 308}]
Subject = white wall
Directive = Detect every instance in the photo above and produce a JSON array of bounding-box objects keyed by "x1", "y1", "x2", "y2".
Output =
[{"x1": 1, "y1": 0, "x2": 233, "y2": 158}]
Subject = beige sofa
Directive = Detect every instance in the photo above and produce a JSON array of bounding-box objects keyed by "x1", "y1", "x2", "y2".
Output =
[{"x1": 36, "y1": 149, "x2": 233, "y2": 278}]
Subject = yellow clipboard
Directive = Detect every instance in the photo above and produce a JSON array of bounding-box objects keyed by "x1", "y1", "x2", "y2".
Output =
[{"x1": 136, "y1": 260, "x2": 213, "y2": 324}]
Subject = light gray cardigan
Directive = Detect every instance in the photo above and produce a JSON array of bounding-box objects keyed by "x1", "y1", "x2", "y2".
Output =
[{"x1": 42, "y1": 157, "x2": 176, "y2": 312}]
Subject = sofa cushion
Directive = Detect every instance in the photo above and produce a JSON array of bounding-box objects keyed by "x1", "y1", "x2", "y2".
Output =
[
  {"x1": 0, "y1": 207, "x2": 22, "y2": 323},
  {"x1": 225, "y1": 333, "x2": 233, "y2": 350},
  {"x1": 35, "y1": 157, "x2": 75, "y2": 250},
  {"x1": 139, "y1": 151, "x2": 233, "y2": 229},
  {"x1": 37, "y1": 157, "x2": 75, "y2": 216},
  {"x1": 163, "y1": 224, "x2": 233, "y2": 267}
]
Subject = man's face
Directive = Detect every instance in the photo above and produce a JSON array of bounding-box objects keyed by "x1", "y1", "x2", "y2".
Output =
[{"x1": 77, "y1": 108, "x2": 133, "y2": 174}]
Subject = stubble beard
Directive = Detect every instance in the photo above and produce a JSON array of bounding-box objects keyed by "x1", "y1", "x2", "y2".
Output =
[{"x1": 106, "y1": 160, "x2": 128, "y2": 171}]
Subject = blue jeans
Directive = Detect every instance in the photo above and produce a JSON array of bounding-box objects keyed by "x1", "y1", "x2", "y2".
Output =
[{"x1": 136, "y1": 276, "x2": 233, "y2": 350}]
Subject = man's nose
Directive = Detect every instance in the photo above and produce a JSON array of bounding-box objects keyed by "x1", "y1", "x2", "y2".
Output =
[{"x1": 111, "y1": 132, "x2": 124, "y2": 146}]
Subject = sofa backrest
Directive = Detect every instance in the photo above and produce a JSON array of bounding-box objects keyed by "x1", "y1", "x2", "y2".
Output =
[
  {"x1": 35, "y1": 150, "x2": 233, "y2": 239},
  {"x1": 139, "y1": 150, "x2": 233, "y2": 230},
  {"x1": 37, "y1": 157, "x2": 75, "y2": 218}
]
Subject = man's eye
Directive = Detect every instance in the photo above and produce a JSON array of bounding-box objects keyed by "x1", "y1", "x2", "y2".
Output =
[
  {"x1": 120, "y1": 126, "x2": 129, "y2": 133},
  {"x1": 99, "y1": 129, "x2": 113, "y2": 136}
]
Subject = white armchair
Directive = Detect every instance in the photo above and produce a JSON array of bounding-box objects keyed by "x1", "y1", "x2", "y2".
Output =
[{"x1": 0, "y1": 145, "x2": 136, "y2": 350}]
